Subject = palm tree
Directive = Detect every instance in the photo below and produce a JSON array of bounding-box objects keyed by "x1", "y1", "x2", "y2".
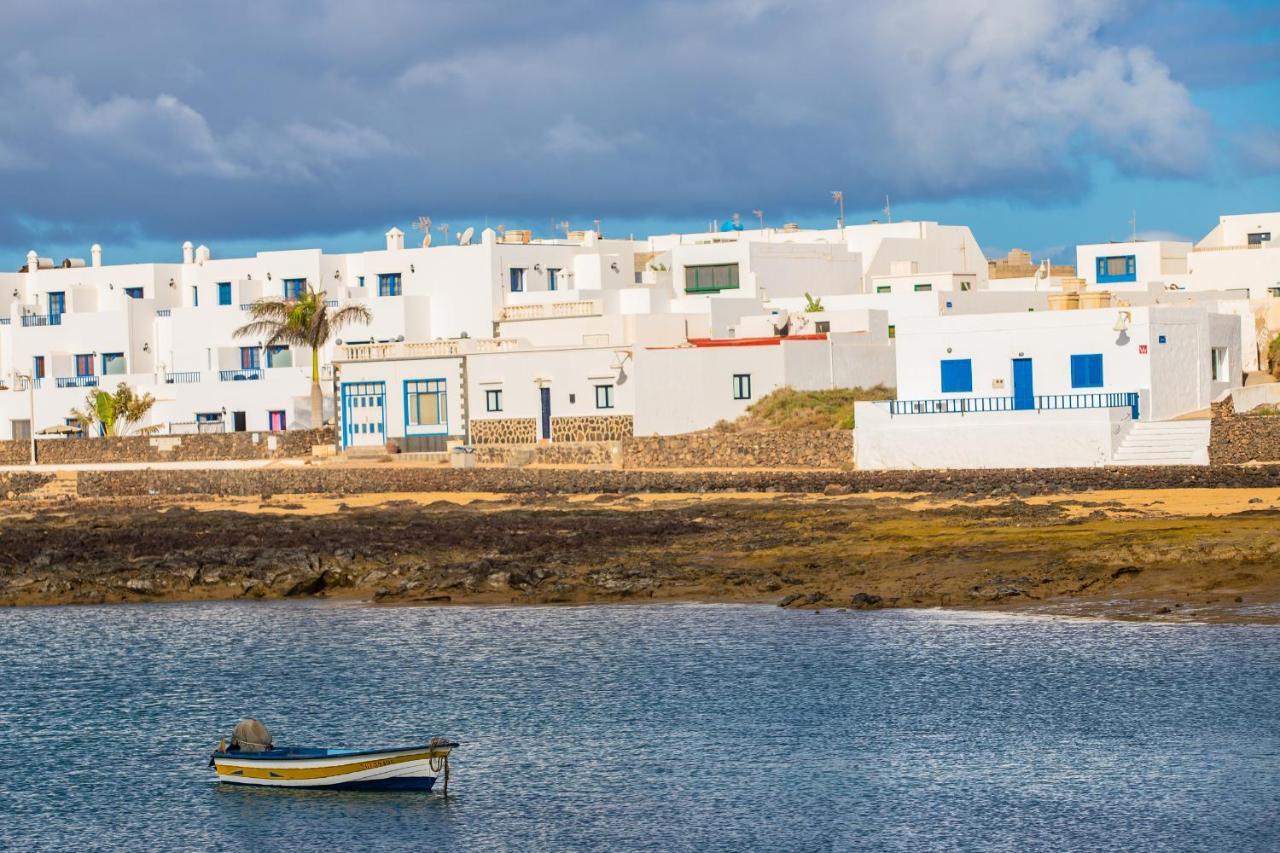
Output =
[
  {"x1": 234, "y1": 285, "x2": 371, "y2": 427},
  {"x1": 71, "y1": 383, "x2": 161, "y2": 437}
]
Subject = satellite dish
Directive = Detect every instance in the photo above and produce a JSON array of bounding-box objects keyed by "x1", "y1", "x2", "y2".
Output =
[
  {"x1": 458, "y1": 226, "x2": 475, "y2": 246},
  {"x1": 422, "y1": 233, "x2": 432, "y2": 248}
]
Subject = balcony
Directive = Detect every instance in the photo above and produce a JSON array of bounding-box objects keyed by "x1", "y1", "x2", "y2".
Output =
[
  {"x1": 164, "y1": 372, "x2": 201, "y2": 384},
  {"x1": 21, "y1": 314, "x2": 62, "y2": 327},
  {"x1": 497, "y1": 300, "x2": 602, "y2": 322},
  {"x1": 338, "y1": 338, "x2": 521, "y2": 362},
  {"x1": 325, "y1": 300, "x2": 339, "y2": 308},
  {"x1": 219, "y1": 368, "x2": 263, "y2": 381},
  {"x1": 883, "y1": 392, "x2": 1139, "y2": 419},
  {"x1": 56, "y1": 376, "x2": 99, "y2": 389},
  {"x1": 156, "y1": 308, "x2": 172, "y2": 317},
  {"x1": 0, "y1": 318, "x2": 10, "y2": 325}
]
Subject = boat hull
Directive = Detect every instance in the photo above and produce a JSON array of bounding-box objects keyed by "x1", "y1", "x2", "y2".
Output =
[{"x1": 211, "y1": 744, "x2": 452, "y2": 790}]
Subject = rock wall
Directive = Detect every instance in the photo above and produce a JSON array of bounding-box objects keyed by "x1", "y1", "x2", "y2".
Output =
[
  {"x1": 550, "y1": 415, "x2": 633, "y2": 442},
  {"x1": 471, "y1": 418, "x2": 538, "y2": 445},
  {"x1": 0, "y1": 472, "x2": 55, "y2": 498},
  {"x1": 1209, "y1": 396, "x2": 1280, "y2": 464},
  {"x1": 623, "y1": 430, "x2": 851, "y2": 469},
  {"x1": 0, "y1": 428, "x2": 334, "y2": 465},
  {"x1": 470, "y1": 442, "x2": 621, "y2": 467},
  {"x1": 76, "y1": 463, "x2": 1280, "y2": 499}
]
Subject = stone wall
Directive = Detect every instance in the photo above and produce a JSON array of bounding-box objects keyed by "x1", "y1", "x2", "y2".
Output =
[
  {"x1": 471, "y1": 418, "x2": 538, "y2": 445},
  {"x1": 75, "y1": 463, "x2": 1280, "y2": 499},
  {"x1": 0, "y1": 428, "x2": 334, "y2": 465},
  {"x1": 470, "y1": 442, "x2": 621, "y2": 467},
  {"x1": 623, "y1": 430, "x2": 851, "y2": 469},
  {"x1": 1209, "y1": 396, "x2": 1280, "y2": 464},
  {"x1": 0, "y1": 472, "x2": 55, "y2": 498},
  {"x1": 550, "y1": 415, "x2": 634, "y2": 442}
]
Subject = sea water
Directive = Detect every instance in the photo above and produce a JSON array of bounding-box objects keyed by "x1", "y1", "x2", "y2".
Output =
[{"x1": 0, "y1": 602, "x2": 1276, "y2": 852}]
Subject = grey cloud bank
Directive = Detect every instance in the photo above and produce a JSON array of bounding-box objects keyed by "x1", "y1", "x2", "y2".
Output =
[{"x1": 0, "y1": 0, "x2": 1237, "y2": 257}]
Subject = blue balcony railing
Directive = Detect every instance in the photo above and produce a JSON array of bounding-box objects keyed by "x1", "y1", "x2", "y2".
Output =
[
  {"x1": 156, "y1": 308, "x2": 172, "y2": 317},
  {"x1": 0, "y1": 317, "x2": 10, "y2": 325},
  {"x1": 219, "y1": 368, "x2": 263, "y2": 382},
  {"x1": 239, "y1": 303, "x2": 255, "y2": 311},
  {"x1": 887, "y1": 392, "x2": 1139, "y2": 420},
  {"x1": 21, "y1": 313, "x2": 62, "y2": 327},
  {"x1": 324, "y1": 300, "x2": 339, "y2": 308},
  {"x1": 164, "y1": 372, "x2": 201, "y2": 384},
  {"x1": 56, "y1": 376, "x2": 99, "y2": 389}
]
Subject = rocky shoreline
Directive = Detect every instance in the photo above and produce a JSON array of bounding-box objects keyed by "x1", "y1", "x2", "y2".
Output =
[{"x1": 2, "y1": 490, "x2": 1278, "y2": 623}]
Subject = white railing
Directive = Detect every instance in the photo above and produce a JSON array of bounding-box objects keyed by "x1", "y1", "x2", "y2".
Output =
[
  {"x1": 1190, "y1": 243, "x2": 1271, "y2": 253},
  {"x1": 339, "y1": 338, "x2": 521, "y2": 362},
  {"x1": 498, "y1": 300, "x2": 601, "y2": 322}
]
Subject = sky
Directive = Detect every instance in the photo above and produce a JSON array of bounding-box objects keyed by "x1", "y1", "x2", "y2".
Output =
[{"x1": 0, "y1": 0, "x2": 1277, "y2": 269}]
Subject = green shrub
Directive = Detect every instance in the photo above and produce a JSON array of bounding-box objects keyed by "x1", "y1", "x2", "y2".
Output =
[{"x1": 720, "y1": 386, "x2": 895, "y2": 431}]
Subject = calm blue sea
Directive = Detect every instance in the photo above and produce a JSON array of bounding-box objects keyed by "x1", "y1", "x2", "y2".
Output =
[{"x1": 0, "y1": 602, "x2": 1277, "y2": 852}]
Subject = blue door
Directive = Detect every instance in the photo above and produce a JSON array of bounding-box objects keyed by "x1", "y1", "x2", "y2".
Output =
[
  {"x1": 1012, "y1": 358, "x2": 1034, "y2": 410},
  {"x1": 539, "y1": 387, "x2": 552, "y2": 440}
]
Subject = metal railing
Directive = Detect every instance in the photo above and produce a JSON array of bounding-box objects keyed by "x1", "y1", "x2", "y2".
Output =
[
  {"x1": 887, "y1": 391, "x2": 1139, "y2": 419},
  {"x1": 239, "y1": 303, "x2": 255, "y2": 311},
  {"x1": 0, "y1": 318, "x2": 10, "y2": 325},
  {"x1": 21, "y1": 314, "x2": 62, "y2": 327},
  {"x1": 164, "y1": 372, "x2": 201, "y2": 384},
  {"x1": 156, "y1": 308, "x2": 172, "y2": 317},
  {"x1": 169, "y1": 419, "x2": 226, "y2": 435},
  {"x1": 219, "y1": 368, "x2": 263, "y2": 381},
  {"x1": 56, "y1": 376, "x2": 99, "y2": 389},
  {"x1": 324, "y1": 299, "x2": 339, "y2": 308}
]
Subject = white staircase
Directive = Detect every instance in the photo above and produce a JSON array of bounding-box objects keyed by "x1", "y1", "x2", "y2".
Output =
[{"x1": 1111, "y1": 420, "x2": 1211, "y2": 466}]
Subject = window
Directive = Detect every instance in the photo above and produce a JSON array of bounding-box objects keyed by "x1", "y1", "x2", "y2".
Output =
[
  {"x1": 124, "y1": 287, "x2": 144, "y2": 299},
  {"x1": 888, "y1": 325, "x2": 896, "y2": 339},
  {"x1": 876, "y1": 285, "x2": 891, "y2": 294},
  {"x1": 358, "y1": 275, "x2": 365, "y2": 288},
  {"x1": 217, "y1": 282, "x2": 232, "y2": 305},
  {"x1": 240, "y1": 347, "x2": 260, "y2": 370},
  {"x1": 945, "y1": 301, "x2": 953, "y2": 309},
  {"x1": 268, "y1": 410, "x2": 287, "y2": 432},
  {"x1": 266, "y1": 345, "x2": 292, "y2": 368},
  {"x1": 1070, "y1": 354, "x2": 1104, "y2": 388},
  {"x1": 405, "y1": 379, "x2": 446, "y2": 428},
  {"x1": 48, "y1": 292, "x2": 65, "y2": 316},
  {"x1": 378, "y1": 273, "x2": 402, "y2": 296},
  {"x1": 1248, "y1": 232, "x2": 1271, "y2": 246},
  {"x1": 1211, "y1": 348, "x2": 1228, "y2": 382},
  {"x1": 815, "y1": 321, "x2": 830, "y2": 334},
  {"x1": 959, "y1": 281, "x2": 972, "y2": 291},
  {"x1": 547, "y1": 268, "x2": 560, "y2": 291},
  {"x1": 595, "y1": 384, "x2": 615, "y2": 409},
  {"x1": 32, "y1": 356, "x2": 45, "y2": 379},
  {"x1": 940, "y1": 359, "x2": 973, "y2": 393},
  {"x1": 732, "y1": 373, "x2": 752, "y2": 400},
  {"x1": 685, "y1": 263, "x2": 740, "y2": 294},
  {"x1": 283, "y1": 278, "x2": 306, "y2": 300},
  {"x1": 75, "y1": 354, "x2": 95, "y2": 377},
  {"x1": 509, "y1": 268, "x2": 526, "y2": 293},
  {"x1": 191, "y1": 286, "x2": 199, "y2": 307},
  {"x1": 101, "y1": 353, "x2": 126, "y2": 375},
  {"x1": 485, "y1": 389, "x2": 503, "y2": 412},
  {"x1": 913, "y1": 283, "x2": 932, "y2": 292},
  {"x1": 1269, "y1": 287, "x2": 1280, "y2": 298},
  {"x1": 1096, "y1": 254, "x2": 1136, "y2": 283}
]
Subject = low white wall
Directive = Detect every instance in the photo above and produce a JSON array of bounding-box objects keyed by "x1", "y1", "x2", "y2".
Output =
[
  {"x1": 853, "y1": 402, "x2": 1132, "y2": 470},
  {"x1": 1229, "y1": 383, "x2": 1280, "y2": 412}
]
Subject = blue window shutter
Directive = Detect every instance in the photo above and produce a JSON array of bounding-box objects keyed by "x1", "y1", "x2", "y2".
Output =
[
  {"x1": 1091, "y1": 355, "x2": 1103, "y2": 386},
  {"x1": 1070, "y1": 354, "x2": 1103, "y2": 388},
  {"x1": 940, "y1": 359, "x2": 972, "y2": 393},
  {"x1": 1070, "y1": 355, "x2": 1084, "y2": 387}
]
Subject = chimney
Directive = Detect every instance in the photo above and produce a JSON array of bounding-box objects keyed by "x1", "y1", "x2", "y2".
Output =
[
  {"x1": 182, "y1": 241, "x2": 194, "y2": 264},
  {"x1": 25, "y1": 250, "x2": 37, "y2": 273},
  {"x1": 91, "y1": 244, "x2": 102, "y2": 267},
  {"x1": 196, "y1": 245, "x2": 210, "y2": 264},
  {"x1": 385, "y1": 227, "x2": 405, "y2": 252}
]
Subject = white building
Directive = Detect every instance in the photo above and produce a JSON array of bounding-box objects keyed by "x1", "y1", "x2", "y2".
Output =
[{"x1": 854, "y1": 304, "x2": 1242, "y2": 470}]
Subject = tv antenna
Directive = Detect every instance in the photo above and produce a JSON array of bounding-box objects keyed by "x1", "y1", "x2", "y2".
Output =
[
  {"x1": 557, "y1": 220, "x2": 571, "y2": 239},
  {"x1": 412, "y1": 216, "x2": 432, "y2": 248},
  {"x1": 831, "y1": 190, "x2": 845, "y2": 232},
  {"x1": 883, "y1": 195, "x2": 892, "y2": 224},
  {"x1": 752, "y1": 209, "x2": 764, "y2": 229},
  {"x1": 458, "y1": 226, "x2": 475, "y2": 246},
  {"x1": 1129, "y1": 209, "x2": 1137, "y2": 242},
  {"x1": 437, "y1": 223, "x2": 450, "y2": 245}
]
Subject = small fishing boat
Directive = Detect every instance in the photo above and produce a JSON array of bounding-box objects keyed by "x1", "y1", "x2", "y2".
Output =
[{"x1": 209, "y1": 719, "x2": 458, "y2": 792}]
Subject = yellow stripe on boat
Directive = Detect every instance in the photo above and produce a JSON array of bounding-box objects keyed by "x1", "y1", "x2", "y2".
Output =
[{"x1": 216, "y1": 750, "x2": 438, "y2": 781}]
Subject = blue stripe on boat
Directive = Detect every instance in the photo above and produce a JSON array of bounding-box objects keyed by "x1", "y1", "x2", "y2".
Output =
[{"x1": 326, "y1": 776, "x2": 437, "y2": 791}]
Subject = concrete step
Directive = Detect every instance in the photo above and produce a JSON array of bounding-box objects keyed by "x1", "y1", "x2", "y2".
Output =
[{"x1": 1112, "y1": 419, "x2": 1211, "y2": 467}]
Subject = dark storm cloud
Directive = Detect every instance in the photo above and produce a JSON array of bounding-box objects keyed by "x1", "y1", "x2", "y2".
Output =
[{"x1": 0, "y1": 0, "x2": 1213, "y2": 252}]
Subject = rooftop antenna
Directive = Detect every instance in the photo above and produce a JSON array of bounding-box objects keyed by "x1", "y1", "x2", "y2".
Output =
[
  {"x1": 458, "y1": 226, "x2": 475, "y2": 246},
  {"x1": 884, "y1": 195, "x2": 892, "y2": 224},
  {"x1": 593, "y1": 218, "x2": 601, "y2": 237},
  {"x1": 831, "y1": 191, "x2": 845, "y2": 235},
  {"x1": 732, "y1": 212, "x2": 742, "y2": 230},
  {"x1": 1129, "y1": 209, "x2": 1137, "y2": 243},
  {"x1": 752, "y1": 209, "x2": 764, "y2": 230},
  {"x1": 557, "y1": 220, "x2": 571, "y2": 239},
  {"x1": 496, "y1": 223, "x2": 506, "y2": 239},
  {"x1": 412, "y1": 215, "x2": 432, "y2": 248},
  {"x1": 437, "y1": 223, "x2": 450, "y2": 245}
]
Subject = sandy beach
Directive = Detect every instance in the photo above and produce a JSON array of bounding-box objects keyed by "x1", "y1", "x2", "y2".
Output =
[{"x1": 2, "y1": 487, "x2": 1277, "y2": 623}]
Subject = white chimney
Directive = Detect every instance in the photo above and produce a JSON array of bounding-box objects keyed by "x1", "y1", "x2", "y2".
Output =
[
  {"x1": 182, "y1": 241, "x2": 194, "y2": 264},
  {"x1": 385, "y1": 227, "x2": 405, "y2": 251},
  {"x1": 195, "y1": 245, "x2": 210, "y2": 264},
  {"x1": 91, "y1": 244, "x2": 102, "y2": 267},
  {"x1": 25, "y1": 250, "x2": 37, "y2": 273}
]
